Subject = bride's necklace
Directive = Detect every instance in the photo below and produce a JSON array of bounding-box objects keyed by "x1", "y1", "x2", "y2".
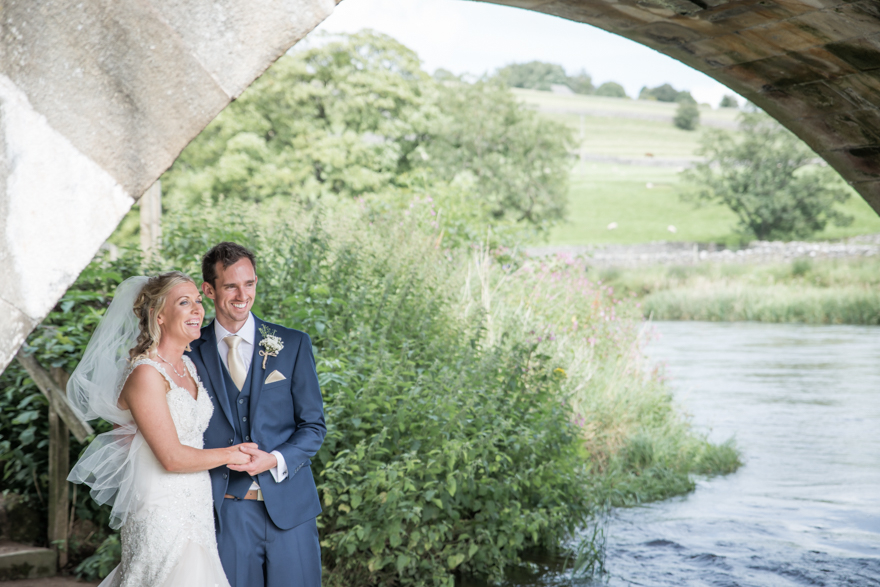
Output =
[{"x1": 156, "y1": 352, "x2": 185, "y2": 379}]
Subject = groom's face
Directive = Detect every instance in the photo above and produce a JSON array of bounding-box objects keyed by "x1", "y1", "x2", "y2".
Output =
[{"x1": 202, "y1": 258, "x2": 258, "y2": 332}]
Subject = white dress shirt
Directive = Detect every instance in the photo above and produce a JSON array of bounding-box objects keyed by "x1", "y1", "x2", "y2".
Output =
[{"x1": 214, "y1": 314, "x2": 288, "y2": 485}]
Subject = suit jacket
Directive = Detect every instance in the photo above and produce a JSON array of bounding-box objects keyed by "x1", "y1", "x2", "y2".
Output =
[{"x1": 187, "y1": 316, "x2": 326, "y2": 531}]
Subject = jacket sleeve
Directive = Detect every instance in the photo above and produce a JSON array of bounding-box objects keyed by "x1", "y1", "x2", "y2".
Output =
[{"x1": 272, "y1": 332, "x2": 326, "y2": 475}]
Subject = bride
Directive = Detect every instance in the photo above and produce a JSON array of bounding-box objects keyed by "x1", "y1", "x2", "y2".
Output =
[{"x1": 68, "y1": 272, "x2": 253, "y2": 587}]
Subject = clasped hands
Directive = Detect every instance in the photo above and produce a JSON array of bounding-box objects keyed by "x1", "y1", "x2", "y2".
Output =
[{"x1": 227, "y1": 442, "x2": 278, "y2": 475}]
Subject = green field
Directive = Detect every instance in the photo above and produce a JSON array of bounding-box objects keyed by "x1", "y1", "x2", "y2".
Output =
[{"x1": 512, "y1": 89, "x2": 880, "y2": 245}]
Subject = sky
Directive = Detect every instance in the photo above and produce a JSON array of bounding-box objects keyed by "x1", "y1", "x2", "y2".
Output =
[{"x1": 310, "y1": 0, "x2": 737, "y2": 107}]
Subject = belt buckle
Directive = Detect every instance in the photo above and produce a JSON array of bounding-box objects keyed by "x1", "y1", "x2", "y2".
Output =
[{"x1": 256, "y1": 489, "x2": 264, "y2": 501}]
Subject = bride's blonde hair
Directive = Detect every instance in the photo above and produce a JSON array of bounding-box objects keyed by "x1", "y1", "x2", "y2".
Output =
[{"x1": 129, "y1": 272, "x2": 196, "y2": 361}]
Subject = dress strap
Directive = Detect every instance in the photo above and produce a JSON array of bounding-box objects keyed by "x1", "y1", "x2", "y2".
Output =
[
  {"x1": 182, "y1": 356, "x2": 204, "y2": 388},
  {"x1": 131, "y1": 358, "x2": 176, "y2": 389}
]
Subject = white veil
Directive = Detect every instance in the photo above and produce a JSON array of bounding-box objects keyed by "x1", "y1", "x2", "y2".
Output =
[{"x1": 67, "y1": 276, "x2": 149, "y2": 529}]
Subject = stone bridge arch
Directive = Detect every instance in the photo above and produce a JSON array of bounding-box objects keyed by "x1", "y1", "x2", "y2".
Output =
[{"x1": 1, "y1": 0, "x2": 879, "y2": 371}]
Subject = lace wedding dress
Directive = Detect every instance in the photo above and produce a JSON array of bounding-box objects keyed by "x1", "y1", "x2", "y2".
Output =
[{"x1": 98, "y1": 357, "x2": 231, "y2": 587}]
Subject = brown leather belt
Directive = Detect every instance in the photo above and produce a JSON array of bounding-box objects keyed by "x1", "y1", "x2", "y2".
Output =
[{"x1": 224, "y1": 489, "x2": 264, "y2": 501}]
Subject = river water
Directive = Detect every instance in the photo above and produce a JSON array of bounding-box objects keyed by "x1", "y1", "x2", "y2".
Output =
[{"x1": 508, "y1": 321, "x2": 880, "y2": 586}]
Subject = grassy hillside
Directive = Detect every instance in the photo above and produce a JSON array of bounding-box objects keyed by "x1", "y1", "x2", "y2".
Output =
[{"x1": 512, "y1": 88, "x2": 880, "y2": 245}]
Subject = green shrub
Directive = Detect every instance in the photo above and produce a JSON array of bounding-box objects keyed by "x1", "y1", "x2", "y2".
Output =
[
  {"x1": 5, "y1": 202, "x2": 741, "y2": 586},
  {"x1": 673, "y1": 101, "x2": 700, "y2": 131},
  {"x1": 75, "y1": 534, "x2": 121, "y2": 581}
]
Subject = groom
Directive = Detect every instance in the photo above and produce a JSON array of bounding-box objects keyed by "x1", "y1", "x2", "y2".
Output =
[{"x1": 187, "y1": 241, "x2": 326, "y2": 587}]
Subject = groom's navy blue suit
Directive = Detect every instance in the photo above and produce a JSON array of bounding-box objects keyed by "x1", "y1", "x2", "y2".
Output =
[{"x1": 188, "y1": 315, "x2": 326, "y2": 587}]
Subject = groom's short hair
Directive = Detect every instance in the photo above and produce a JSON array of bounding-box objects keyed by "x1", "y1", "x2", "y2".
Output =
[{"x1": 202, "y1": 242, "x2": 257, "y2": 286}]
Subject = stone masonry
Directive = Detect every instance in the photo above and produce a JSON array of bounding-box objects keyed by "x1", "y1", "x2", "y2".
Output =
[{"x1": 0, "y1": 0, "x2": 335, "y2": 373}]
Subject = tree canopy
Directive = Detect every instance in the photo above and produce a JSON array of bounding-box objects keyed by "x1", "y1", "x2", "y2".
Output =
[
  {"x1": 594, "y1": 82, "x2": 627, "y2": 98},
  {"x1": 639, "y1": 83, "x2": 693, "y2": 103},
  {"x1": 682, "y1": 111, "x2": 853, "y2": 240},
  {"x1": 163, "y1": 31, "x2": 573, "y2": 234},
  {"x1": 495, "y1": 61, "x2": 570, "y2": 92}
]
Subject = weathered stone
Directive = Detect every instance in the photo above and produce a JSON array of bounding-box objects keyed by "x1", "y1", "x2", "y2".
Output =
[
  {"x1": 0, "y1": 0, "x2": 334, "y2": 374},
  {"x1": 850, "y1": 179, "x2": 880, "y2": 210},
  {"x1": 825, "y1": 33, "x2": 880, "y2": 71},
  {"x1": 0, "y1": 546, "x2": 55, "y2": 581},
  {"x1": 0, "y1": 494, "x2": 42, "y2": 545}
]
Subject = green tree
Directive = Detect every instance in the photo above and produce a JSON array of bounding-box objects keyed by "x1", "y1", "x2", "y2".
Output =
[
  {"x1": 682, "y1": 111, "x2": 853, "y2": 240},
  {"x1": 639, "y1": 83, "x2": 678, "y2": 102},
  {"x1": 720, "y1": 94, "x2": 739, "y2": 108},
  {"x1": 495, "y1": 61, "x2": 568, "y2": 91},
  {"x1": 567, "y1": 69, "x2": 594, "y2": 95},
  {"x1": 594, "y1": 81, "x2": 627, "y2": 98},
  {"x1": 162, "y1": 31, "x2": 572, "y2": 232},
  {"x1": 424, "y1": 79, "x2": 573, "y2": 226},
  {"x1": 674, "y1": 101, "x2": 700, "y2": 130},
  {"x1": 674, "y1": 91, "x2": 696, "y2": 104},
  {"x1": 432, "y1": 68, "x2": 457, "y2": 82}
]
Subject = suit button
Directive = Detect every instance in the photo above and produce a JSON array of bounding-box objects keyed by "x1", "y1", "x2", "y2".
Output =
[
  {"x1": 228, "y1": 439, "x2": 233, "y2": 445},
  {"x1": 245, "y1": 436, "x2": 250, "y2": 441},
  {"x1": 242, "y1": 416, "x2": 247, "y2": 422},
  {"x1": 239, "y1": 399, "x2": 244, "y2": 404},
  {"x1": 223, "y1": 473, "x2": 228, "y2": 479}
]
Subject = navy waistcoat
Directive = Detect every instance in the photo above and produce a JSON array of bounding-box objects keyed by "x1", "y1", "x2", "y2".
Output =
[{"x1": 222, "y1": 362, "x2": 255, "y2": 499}]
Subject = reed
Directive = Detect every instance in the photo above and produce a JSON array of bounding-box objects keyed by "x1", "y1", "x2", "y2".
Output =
[{"x1": 601, "y1": 257, "x2": 880, "y2": 325}]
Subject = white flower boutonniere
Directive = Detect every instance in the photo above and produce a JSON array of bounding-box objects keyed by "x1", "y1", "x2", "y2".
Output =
[{"x1": 258, "y1": 325, "x2": 284, "y2": 369}]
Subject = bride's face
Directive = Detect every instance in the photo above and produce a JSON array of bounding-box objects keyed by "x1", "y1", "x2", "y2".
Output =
[{"x1": 157, "y1": 282, "x2": 205, "y2": 344}]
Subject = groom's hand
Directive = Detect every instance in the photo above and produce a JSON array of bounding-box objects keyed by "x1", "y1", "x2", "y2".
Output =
[{"x1": 228, "y1": 445, "x2": 278, "y2": 476}]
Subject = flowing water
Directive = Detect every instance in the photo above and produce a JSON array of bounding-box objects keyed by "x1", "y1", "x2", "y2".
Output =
[{"x1": 508, "y1": 321, "x2": 880, "y2": 586}]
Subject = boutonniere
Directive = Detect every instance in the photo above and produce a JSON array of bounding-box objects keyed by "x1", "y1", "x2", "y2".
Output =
[{"x1": 258, "y1": 325, "x2": 284, "y2": 369}]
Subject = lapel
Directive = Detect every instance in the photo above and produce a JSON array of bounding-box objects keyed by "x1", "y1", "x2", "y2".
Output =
[
  {"x1": 197, "y1": 321, "x2": 235, "y2": 428},
  {"x1": 248, "y1": 316, "x2": 267, "y2": 424}
]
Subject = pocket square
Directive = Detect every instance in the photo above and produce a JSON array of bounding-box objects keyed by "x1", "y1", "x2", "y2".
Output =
[{"x1": 265, "y1": 370, "x2": 286, "y2": 384}]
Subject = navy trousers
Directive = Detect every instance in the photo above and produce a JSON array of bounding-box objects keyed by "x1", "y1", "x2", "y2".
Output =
[{"x1": 217, "y1": 499, "x2": 321, "y2": 587}]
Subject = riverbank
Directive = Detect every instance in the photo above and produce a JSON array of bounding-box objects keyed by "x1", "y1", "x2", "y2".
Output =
[
  {"x1": 609, "y1": 257, "x2": 880, "y2": 324},
  {"x1": 527, "y1": 237, "x2": 880, "y2": 325}
]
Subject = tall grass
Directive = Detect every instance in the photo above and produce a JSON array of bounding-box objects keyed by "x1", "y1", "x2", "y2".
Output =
[
  {"x1": 465, "y1": 250, "x2": 742, "y2": 508},
  {"x1": 601, "y1": 258, "x2": 880, "y2": 324}
]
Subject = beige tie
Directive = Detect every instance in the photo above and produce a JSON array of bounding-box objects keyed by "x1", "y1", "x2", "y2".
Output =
[{"x1": 225, "y1": 335, "x2": 246, "y2": 391}]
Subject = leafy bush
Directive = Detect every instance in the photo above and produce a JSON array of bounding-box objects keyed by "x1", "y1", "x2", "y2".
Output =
[
  {"x1": 681, "y1": 110, "x2": 853, "y2": 240},
  {"x1": 159, "y1": 203, "x2": 598, "y2": 586},
  {"x1": 673, "y1": 101, "x2": 700, "y2": 131}
]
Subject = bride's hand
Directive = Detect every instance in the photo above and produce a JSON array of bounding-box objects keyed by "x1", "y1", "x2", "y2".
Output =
[{"x1": 227, "y1": 443, "x2": 258, "y2": 465}]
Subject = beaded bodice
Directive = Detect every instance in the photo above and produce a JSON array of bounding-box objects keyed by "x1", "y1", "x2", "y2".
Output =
[{"x1": 131, "y1": 357, "x2": 213, "y2": 448}]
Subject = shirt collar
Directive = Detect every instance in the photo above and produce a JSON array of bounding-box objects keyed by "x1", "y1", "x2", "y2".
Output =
[{"x1": 213, "y1": 313, "x2": 256, "y2": 347}]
